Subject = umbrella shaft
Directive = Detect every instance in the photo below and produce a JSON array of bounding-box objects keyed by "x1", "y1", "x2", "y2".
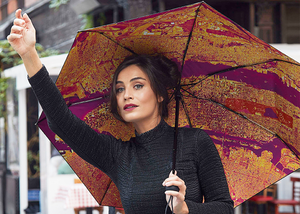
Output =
[{"x1": 172, "y1": 89, "x2": 181, "y2": 173}]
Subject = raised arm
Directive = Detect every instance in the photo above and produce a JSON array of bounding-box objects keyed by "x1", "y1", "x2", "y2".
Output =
[
  {"x1": 7, "y1": 9, "x2": 122, "y2": 175},
  {"x1": 7, "y1": 9, "x2": 42, "y2": 77}
]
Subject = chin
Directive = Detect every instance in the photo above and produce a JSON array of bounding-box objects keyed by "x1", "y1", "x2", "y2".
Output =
[
  {"x1": 120, "y1": 115, "x2": 137, "y2": 123},
  {"x1": 122, "y1": 117, "x2": 139, "y2": 123},
  {"x1": 121, "y1": 114, "x2": 148, "y2": 124}
]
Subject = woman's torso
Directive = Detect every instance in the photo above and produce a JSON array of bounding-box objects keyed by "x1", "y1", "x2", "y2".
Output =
[{"x1": 108, "y1": 121, "x2": 202, "y2": 213}]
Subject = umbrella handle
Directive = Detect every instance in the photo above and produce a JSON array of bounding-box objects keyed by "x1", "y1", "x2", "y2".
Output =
[{"x1": 165, "y1": 185, "x2": 179, "y2": 192}]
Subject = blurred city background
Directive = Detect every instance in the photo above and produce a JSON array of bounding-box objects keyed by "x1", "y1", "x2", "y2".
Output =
[{"x1": 0, "y1": 0, "x2": 299, "y2": 214}]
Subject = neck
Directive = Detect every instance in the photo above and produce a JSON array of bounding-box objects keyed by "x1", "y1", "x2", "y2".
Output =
[{"x1": 134, "y1": 116, "x2": 162, "y2": 135}]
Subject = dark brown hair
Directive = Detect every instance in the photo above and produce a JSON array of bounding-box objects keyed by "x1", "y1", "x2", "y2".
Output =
[{"x1": 110, "y1": 54, "x2": 180, "y2": 122}]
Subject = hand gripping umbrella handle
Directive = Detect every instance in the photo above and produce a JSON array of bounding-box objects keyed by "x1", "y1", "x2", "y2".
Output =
[{"x1": 165, "y1": 185, "x2": 180, "y2": 192}]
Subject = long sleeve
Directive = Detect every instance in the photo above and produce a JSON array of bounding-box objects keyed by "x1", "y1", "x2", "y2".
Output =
[
  {"x1": 28, "y1": 66, "x2": 122, "y2": 174},
  {"x1": 189, "y1": 130, "x2": 234, "y2": 213}
]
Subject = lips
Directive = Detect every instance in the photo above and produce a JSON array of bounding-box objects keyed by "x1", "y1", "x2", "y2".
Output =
[{"x1": 124, "y1": 104, "x2": 138, "y2": 110}]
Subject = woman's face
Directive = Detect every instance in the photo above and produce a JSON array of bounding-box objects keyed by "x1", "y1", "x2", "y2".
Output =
[{"x1": 116, "y1": 65, "x2": 162, "y2": 131}]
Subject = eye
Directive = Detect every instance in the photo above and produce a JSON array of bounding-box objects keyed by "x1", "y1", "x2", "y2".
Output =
[
  {"x1": 134, "y1": 84, "x2": 144, "y2": 90},
  {"x1": 116, "y1": 87, "x2": 124, "y2": 93}
]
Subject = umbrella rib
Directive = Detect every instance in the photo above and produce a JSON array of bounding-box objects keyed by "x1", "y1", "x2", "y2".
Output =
[
  {"x1": 273, "y1": 133, "x2": 300, "y2": 160},
  {"x1": 179, "y1": 5, "x2": 201, "y2": 75},
  {"x1": 37, "y1": 96, "x2": 108, "y2": 125},
  {"x1": 181, "y1": 87, "x2": 276, "y2": 133},
  {"x1": 181, "y1": 87, "x2": 300, "y2": 159},
  {"x1": 69, "y1": 96, "x2": 106, "y2": 106},
  {"x1": 180, "y1": 96, "x2": 193, "y2": 128},
  {"x1": 94, "y1": 31, "x2": 137, "y2": 55},
  {"x1": 210, "y1": 99, "x2": 275, "y2": 135},
  {"x1": 181, "y1": 58, "x2": 300, "y2": 88},
  {"x1": 98, "y1": 179, "x2": 113, "y2": 205}
]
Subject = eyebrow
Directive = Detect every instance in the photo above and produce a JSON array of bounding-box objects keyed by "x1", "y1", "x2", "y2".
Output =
[{"x1": 116, "y1": 77, "x2": 146, "y2": 84}]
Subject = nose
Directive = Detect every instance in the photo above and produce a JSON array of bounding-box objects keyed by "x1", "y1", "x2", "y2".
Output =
[{"x1": 124, "y1": 89, "x2": 133, "y2": 100}]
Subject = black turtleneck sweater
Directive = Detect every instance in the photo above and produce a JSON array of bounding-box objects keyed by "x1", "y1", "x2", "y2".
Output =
[{"x1": 29, "y1": 66, "x2": 234, "y2": 213}]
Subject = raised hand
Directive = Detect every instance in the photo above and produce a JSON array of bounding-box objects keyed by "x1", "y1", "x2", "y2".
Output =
[
  {"x1": 7, "y1": 9, "x2": 42, "y2": 77},
  {"x1": 7, "y1": 9, "x2": 36, "y2": 58}
]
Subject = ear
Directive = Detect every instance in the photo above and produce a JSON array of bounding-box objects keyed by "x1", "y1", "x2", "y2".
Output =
[{"x1": 158, "y1": 96, "x2": 164, "y2": 103}]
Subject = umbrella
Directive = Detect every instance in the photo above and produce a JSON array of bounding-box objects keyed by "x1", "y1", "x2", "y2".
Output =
[{"x1": 38, "y1": 1, "x2": 300, "y2": 208}]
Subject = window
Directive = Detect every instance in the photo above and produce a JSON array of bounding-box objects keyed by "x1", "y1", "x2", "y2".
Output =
[{"x1": 285, "y1": 3, "x2": 300, "y2": 43}]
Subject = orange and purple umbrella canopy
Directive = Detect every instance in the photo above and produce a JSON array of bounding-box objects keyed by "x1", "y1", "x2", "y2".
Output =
[{"x1": 38, "y1": 2, "x2": 300, "y2": 208}]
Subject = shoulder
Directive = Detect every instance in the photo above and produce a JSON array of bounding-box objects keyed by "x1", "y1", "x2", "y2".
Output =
[
  {"x1": 179, "y1": 127, "x2": 212, "y2": 143},
  {"x1": 178, "y1": 127, "x2": 215, "y2": 153}
]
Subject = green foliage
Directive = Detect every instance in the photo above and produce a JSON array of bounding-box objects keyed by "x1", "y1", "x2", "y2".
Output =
[
  {"x1": 27, "y1": 130, "x2": 40, "y2": 178},
  {"x1": 0, "y1": 40, "x2": 22, "y2": 71},
  {"x1": 49, "y1": 0, "x2": 69, "y2": 10},
  {"x1": 80, "y1": 14, "x2": 94, "y2": 30},
  {"x1": 80, "y1": 12, "x2": 107, "y2": 30},
  {"x1": 0, "y1": 77, "x2": 8, "y2": 117},
  {"x1": 27, "y1": 150, "x2": 40, "y2": 177},
  {"x1": 97, "y1": 12, "x2": 106, "y2": 26},
  {"x1": 0, "y1": 39, "x2": 61, "y2": 126},
  {"x1": 0, "y1": 40, "x2": 61, "y2": 71},
  {"x1": 35, "y1": 43, "x2": 60, "y2": 58},
  {"x1": 0, "y1": 78, "x2": 8, "y2": 99}
]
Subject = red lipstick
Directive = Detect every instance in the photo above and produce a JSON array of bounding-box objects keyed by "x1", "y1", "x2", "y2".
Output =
[{"x1": 124, "y1": 104, "x2": 138, "y2": 111}]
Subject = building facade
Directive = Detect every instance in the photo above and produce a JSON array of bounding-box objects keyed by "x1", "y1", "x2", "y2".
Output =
[{"x1": 0, "y1": 0, "x2": 299, "y2": 51}]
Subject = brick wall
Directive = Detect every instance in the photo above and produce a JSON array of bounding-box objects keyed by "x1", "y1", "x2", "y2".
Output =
[
  {"x1": 25, "y1": 0, "x2": 40, "y2": 8},
  {"x1": 28, "y1": 0, "x2": 153, "y2": 51},
  {"x1": 126, "y1": 0, "x2": 152, "y2": 19},
  {"x1": 7, "y1": 0, "x2": 18, "y2": 15},
  {"x1": 30, "y1": 3, "x2": 83, "y2": 52}
]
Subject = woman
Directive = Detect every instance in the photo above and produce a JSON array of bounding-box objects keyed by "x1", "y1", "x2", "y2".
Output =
[{"x1": 8, "y1": 9, "x2": 234, "y2": 214}]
